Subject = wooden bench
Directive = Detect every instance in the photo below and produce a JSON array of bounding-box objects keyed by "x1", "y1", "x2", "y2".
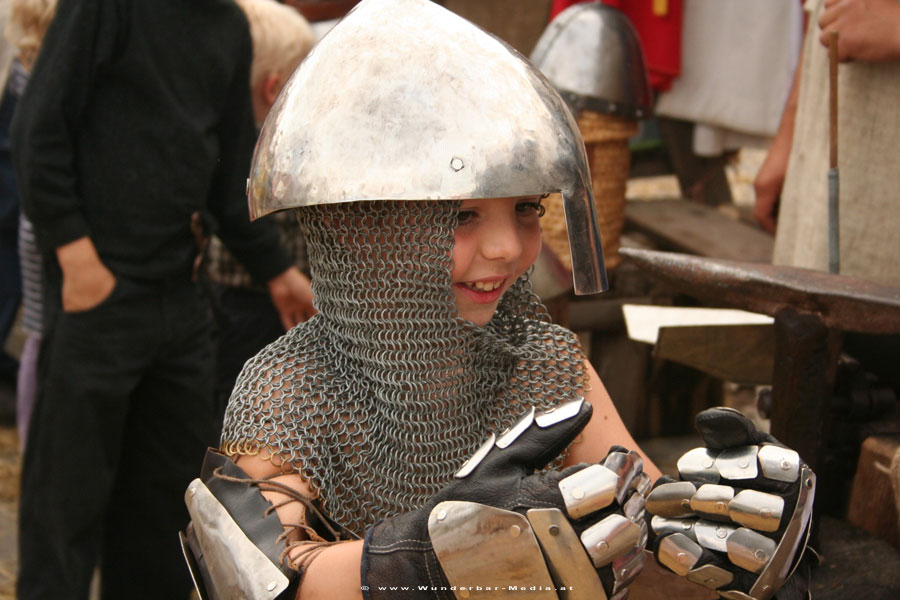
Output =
[{"x1": 624, "y1": 197, "x2": 773, "y2": 263}]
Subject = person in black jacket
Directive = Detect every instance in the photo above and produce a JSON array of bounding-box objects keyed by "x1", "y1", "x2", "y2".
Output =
[{"x1": 11, "y1": 1, "x2": 314, "y2": 598}]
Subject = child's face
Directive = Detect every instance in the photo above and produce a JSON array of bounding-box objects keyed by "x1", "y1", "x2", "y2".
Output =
[{"x1": 451, "y1": 196, "x2": 543, "y2": 326}]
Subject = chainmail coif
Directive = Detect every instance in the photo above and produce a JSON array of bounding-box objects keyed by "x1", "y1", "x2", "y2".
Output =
[{"x1": 221, "y1": 200, "x2": 588, "y2": 536}]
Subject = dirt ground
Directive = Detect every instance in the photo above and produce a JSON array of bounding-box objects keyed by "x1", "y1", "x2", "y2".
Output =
[{"x1": 0, "y1": 426, "x2": 18, "y2": 600}]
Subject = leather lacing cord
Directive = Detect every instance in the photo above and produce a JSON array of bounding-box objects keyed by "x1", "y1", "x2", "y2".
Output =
[{"x1": 212, "y1": 467, "x2": 348, "y2": 571}]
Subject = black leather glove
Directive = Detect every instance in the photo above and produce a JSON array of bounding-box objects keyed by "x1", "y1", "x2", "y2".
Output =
[
  {"x1": 362, "y1": 399, "x2": 651, "y2": 599},
  {"x1": 646, "y1": 407, "x2": 816, "y2": 600}
]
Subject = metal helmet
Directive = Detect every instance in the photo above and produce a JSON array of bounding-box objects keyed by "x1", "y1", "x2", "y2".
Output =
[
  {"x1": 530, "y1": 1, "x2": 652, "y2": 120},
  {"x1": 248, "y1": 0, "x2": 607, "y2": 294}
]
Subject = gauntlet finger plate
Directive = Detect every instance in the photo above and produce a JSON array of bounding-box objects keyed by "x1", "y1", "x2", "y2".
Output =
[{"x1": 428, "y1": 501, "x2": 558, "y2": 599}]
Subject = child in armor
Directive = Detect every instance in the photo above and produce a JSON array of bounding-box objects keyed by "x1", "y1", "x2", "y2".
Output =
[{"x1": 183, "y1": 1, "x2": 816, "y2": 599}]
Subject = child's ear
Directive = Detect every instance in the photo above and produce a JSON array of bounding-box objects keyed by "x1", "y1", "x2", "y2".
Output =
[{"x1": 262, "y1": 73, "x2": 284, "y2": 110}]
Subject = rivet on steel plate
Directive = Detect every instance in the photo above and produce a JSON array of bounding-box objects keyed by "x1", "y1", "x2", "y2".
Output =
[
  {"x1": 739, "y1": 459, "x2": 750, "y2": 469},
  {"x1": 572, "y1": 487, "x2": 585, "y2": 500},
  {"x1": 703, "y1": 458, "x2": 714, "y2": 468},
  {"x1": 681, "y1": 499, "x2": 691, "y2": 509},
  {"x1": 188, "y1": 487, "x2": 196, "y2": 496},
  {"x1": 549, "y1": 525, "x2": 560, "y2": 536},
  {"x1": 510, "y1": 525, "x2": 522, "y2": 538},
  {"x1": 781, "y1": 460, "x2": 792, "y2": 471},
  {"x1": 677, "y1": 552, "x2": 689, "y2": 564},
  {"x1": 437, "y1": 510, "x2": 447, "y2": 521},
  {"x1": 760, "y1": 508, "x2": 772, "y2": 518},
  {"x1": 754, "y1": 550, "x2": 766, "y2": 562},
  {"x1": 716, "y1": 528, "x2": 728, "y2": 539},
  {"x1": 460, "y1": 590, "x2": 471, "y2": 599},
  {"x1": 267, "y1": 582, "x2": 277, "y2": 591},
  {"x1": 597, "y1": 541, "x2": 609, "y2": 552},
  {"x1": 450, "y1": 157, "x2": 465, "y2": 172},
  {"x1": 716, "y1": 502, "x2": 726, "y2": 512}
]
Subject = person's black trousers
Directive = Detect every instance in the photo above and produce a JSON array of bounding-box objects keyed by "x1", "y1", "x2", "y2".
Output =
[
  {"x1": 211, "y1": 283, "x2": 284, "y2": 427},
  {"x1": 18, "y1": 268, "x2": 216, "y2": 600}
]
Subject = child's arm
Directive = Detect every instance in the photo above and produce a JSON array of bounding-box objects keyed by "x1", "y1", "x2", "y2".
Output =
[
  {"x1": 233, "y1": 453, "x2": 364, "y2": 600},
  {"x1": 296, "y1": 542, "x2": 364, "y2": 600},
  {"x1": 200, "y1": 401, "x2": 644, "y2": 600},
  {"x1": 564, "y1": 359, "x2": 663, "y2": 480}
]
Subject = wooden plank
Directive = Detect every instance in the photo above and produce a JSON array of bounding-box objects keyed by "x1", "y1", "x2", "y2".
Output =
[
  {"x1": 656, "y1": 324, "x2": 775, "y2": 385},
  {"x1": 625, "y1": 198, "x2": 774, "y2": 263}
]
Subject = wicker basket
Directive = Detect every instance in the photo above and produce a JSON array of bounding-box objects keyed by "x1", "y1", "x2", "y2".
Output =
[{"x1": 542, "y1": 110, "x2": 637, "y2": 273}]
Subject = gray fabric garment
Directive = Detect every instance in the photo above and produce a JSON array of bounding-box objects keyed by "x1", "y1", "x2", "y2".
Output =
[
  {"x1": 221, "y1": 200, "x2": 588, "y2": 536},
  {"x1": 774, "y1": 0, "x2": 900, "y2": 287},
  {"x1": 18, "y1": 216, "x2": 41, "y2": 335}
]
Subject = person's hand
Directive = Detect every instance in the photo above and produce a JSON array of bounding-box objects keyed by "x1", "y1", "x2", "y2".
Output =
[
  {"x1": 267, "y1": 266, "x2": 316, "y2": 330},
  {"x1": 646, "y1": 407, "x2": 816, "y2": 600},
  {"x1": 56, "y1": 236, "x2": 117, "y2": 312},
  {"x1": 753, "y1": 142, "x2": 789, "y2": 234},
  {"x1": 819, "y1": 0, "x2": 900, "y2": 62}
]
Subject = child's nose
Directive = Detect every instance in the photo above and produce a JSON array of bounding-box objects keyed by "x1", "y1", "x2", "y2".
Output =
[{"x1": 480, "y1": 221, "x2": 523, "y2": 262}]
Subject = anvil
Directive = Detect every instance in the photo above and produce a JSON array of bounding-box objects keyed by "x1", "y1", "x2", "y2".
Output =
[{"x1": 619, "y1": 247, "x2": 900, "y2": 473}]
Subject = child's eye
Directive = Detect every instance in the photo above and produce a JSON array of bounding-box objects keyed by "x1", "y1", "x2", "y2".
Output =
[
  {"x1": 457, "y1": 209, "x2": 476, "y2": 224},
  {"x1": 516, "y1": 201, "x2": 545, "y2": 217}
]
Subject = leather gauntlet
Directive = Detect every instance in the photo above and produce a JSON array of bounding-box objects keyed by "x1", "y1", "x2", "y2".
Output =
[
  {"x1": 362, "y1": 399, "x2": 651, "y2": 599},
  {"x1": 646, "y1": 407, "x2": 816, "y2": 600}
]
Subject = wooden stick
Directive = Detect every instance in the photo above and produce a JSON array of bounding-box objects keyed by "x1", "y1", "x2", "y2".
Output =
[{"x1": 829, "y1": 31, "x2": 839, "y2": 169}]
